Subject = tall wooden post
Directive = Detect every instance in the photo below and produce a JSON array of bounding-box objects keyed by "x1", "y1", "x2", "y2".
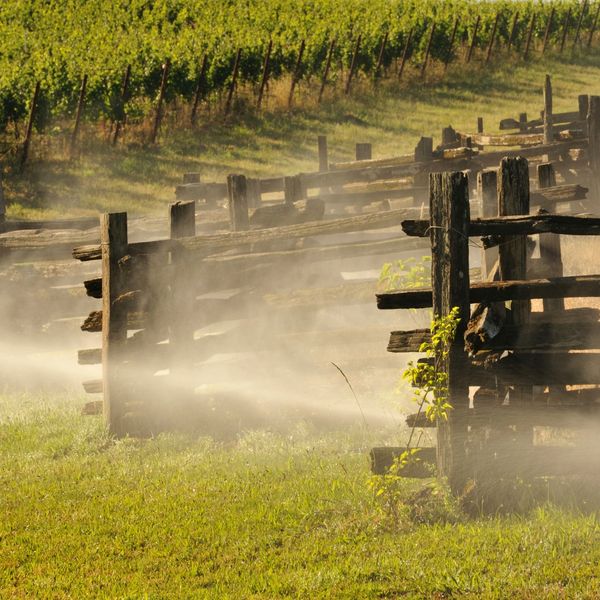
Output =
[
  {"x1": 283, "y1": 175, "x2": 303, "y2": 205},
  {"x1": 257, "y1": 40, "x2": 273, "y2": 109},
  {"x1": 542, "y1": 7, "x2": 555, "y2": 54},
  {"x1": 579, "y1": 94, "x2": 589, "y2": 121},
  {"x1": 444, "y1": 18, "x2": 459, "y2": 70},
  {"x1": 150, "y1": 59, "x2": 170, "y2": 144},
  {"x1": 587, "y1": 95, "x2": 600, "y2": 205},
  {"x1": 398, "y1": 28, "x2": 414, "y2": 79},
  {"x1": 225, "y1": 49, "x2": 242, "y2": 115},
  {"x1": 537, "y1": 163, "x2": 564, "y2": 312},
  {"x1": 587, "y1": 3, "x2": 600, "y2": 47},
  {"x1": 560, "y1": 9, "x2": 571, "y2": 54},
  {"x1": 374, "y1": 32, "x2": 388, "y2": 79},
  {"x1": 430, "y1": 171, "x2": 471, "y2": 493},
  {"x1": 112, "y1": 65, "x2": 131, "y2": 146},
  {"x1": 466, "y1": 15, "x2": 481, "y2": 63},
  {"x1": 507, "y1": 12, "x2": 520, "y2": 52},
  {"x1": 318, "y1": 39, "x2": 336, "y2": 103},
  {"x1": 288, "y1": 40, "x2": 306, "y2": 107},
  {"x1": 355, "y1": 143, "x2": 372, "y2": 161},
  {"x1": 477, "y1": 168, "x2": 498, "y2": 277},
  {"x1": 227, "y1": 174, "x2": 249, "y2": 231},
  {"x1": 318, "y1": 135, "x2": 328, "y2": 171},
  {"x1": 523, "y1": 14, "x2": 536, "y2": 60},
  {"x1": 573, "y1": 0, "x2": 588, "y2": 50},
  {"x1": 190, "y1": 54, "x2": 208, "y2": 126},
  {"x1": 345, "y1": 35, "x2": 362, "y2": 94},
  {"x1": 421, "y1": 23, "x2": 436, "y2": 77},
  {"x1": 485, "y1": 13, "x2": 500, "y2": 63},
  {"x1": 70, "y1": 74, "x2": 87, "y2": 158},
  {"x1": 477, "y1": 117, "x2": 484, "y2": 134},
  {"x1": 101, "y1": 212, "x2": 129, "y2": 436},
  {"x1": 543, "y1": 74, "x2": 553, "y2": 145},
  {"x1": 20, "y1": 81, "x2": 40, "y2": 169}
]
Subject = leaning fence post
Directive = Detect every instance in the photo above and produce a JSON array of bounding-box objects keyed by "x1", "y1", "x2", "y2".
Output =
[
  {"x1": 537, "y1": 163, "x2": 564, "y2": 311},
  {"x1": 345, "y1": 34, "x2": 362, "y2": 94},
  {"x1": 150, "y1": 59, "x2": 170, "y2": 144},
  {"x1": 318, "y1": 39, "x2": 336, "y2": 103},
  {"x1": 485, "y1": 13, "x2": 500, "y2": 63},
  {"x1": 101, "y1": 212, "x2": 129, "y2": 436},
  {"x1": 374, "y1": 32, "x2": 388, "y2": 79},
  {"x1": 398, "y1": 28, "x2": 414, "y2": 80},
  {"x1": 20, "y1": 81, "x2": 40, "y2": 170},
  {"x1": 191, "y1": 54, "x2": 208, "y2": 126},
  {"x1": 542, "y1": 7, "x2": 555, "y2": 54},
  {"x1": 523, "y1": 14, "x2": 536, "y2": 60},
  {"x1": 112, "y1": 65, "x2": 131, "y2": 146},
  {"x1": 288, "y1": 40, "x2": 306, "y2": 107},
  {"x1": 257, "y1": 40, "x2": 273, "y2": 109},
  {"x1": 444, "y1": 18, "x2": 459, "y2": 70},
  {"x1": 227, "y1": 174, "x2": 249, "y2": 231},
  {"x1": 225, "y1": 49, "x2": 242, "y2": 115},
  {"x1": 587, "y1": 95, "x2": 600, "y2": 205},
  {"x1": 318, "y1": 135, "x2": 329, "y2": 171},
  {"x1": 430, "y1": 171, "x2": 471, "y2": 493},
  {"x1": 466, "y1": 15, "x2": 481, "y2": 63},
  {"x1": 70, "y1": 74, "x2": 87, "y2": 159},
  {"x1": 355, "y1": 142, "x2": 372, "y2": 161},
  {"x1": 507, "y1": 12, "x2": 520, "y2": 52},
  {"x1": 560, "y1": 9, "x2": 571, "y2": 54},
  {"x1": 421, "y1": 22, "x2": 436, "y2": 77},
  {"x1": 543, "y1": 74, "x2": 553, "y2": 145}
]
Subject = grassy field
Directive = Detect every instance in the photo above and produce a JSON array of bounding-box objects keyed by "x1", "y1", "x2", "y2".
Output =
[
  {"x1": 5, "y1": 51, "x2": 600, "y2": 220},
  {"x1": 2, "y1": 390, "x2": 600, "y2": 599}
]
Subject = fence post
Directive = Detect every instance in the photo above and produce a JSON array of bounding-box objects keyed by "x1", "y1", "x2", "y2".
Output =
[
  {"x1": 318, "y1": 39, "x2": 336, "y2": 103},
  {"x1": 227, "y1": 174, "x2": 249, "y2": 231},
  {"x1": 70, "y1": 74, "x2": 87, "y2": 158},
  {"x1": 485, "y1": 13, "x2": 500, "y2": 63},
  {"x1": 444, "y1": 18, "x2": 459, "y2": 70},
  {"x1": 430, "y1": 171, "x2": 471, "y2": 493},
  {"x1": 587, "y1": 95, "x2": 600, "y2": 205},
  {"x1": 101, "y1": 212, "x2": 129, "y2": 436},
  {"x1": 537, "y1": 163, "x2": 564, "y2": 312},
  {"x1": 477, "y1": 117, "x2": 484, "y2": 133},
  {"x1": 151, "y1": 59, "x2": 170, "y2": 144},
  {"x1": 542, "y1": 7, "x2": 555, "y2": 54},
  {"x1": 414, "y1": 136, "x2": 433, "y2": 162},
  {"x1": 519, "y1": 112, "x2": 528, "y2": 132},
  {"x1": 288, "y1": 40, "x2": 306, "y2": 107},
  {"x1": 246, "y1": 178, "x2": 261, "y2": 210},
  {"x1": 578, "y1": 94, "x2": 589, "y2": 121},
  {"x1": 112, "y1": 65, "x2": 131, "y2": 146},
  {"x1": 283, "y1": 175, "x2": 303, "y2": 205},
  {"x1": 355, "y1": 142, "x2": 372, "y2": 161},
  {"x1": 191, "y1": 54, "x2": 208, "y2": 126},
  {"x1": 257, "y1": 40, "x2": 273, "y2": 109},
  {"x1": 477, "y1": 168, "x2": 498, "y2": 277},
  {"x1": 225, "y1": 49, "x2": 242, "y2": 115},
  {"x1": 543, "y1": 74, "x2": 553, "y2": 145},
  {"x1": 466, "y1": 15, "x2": 481, "y2": 63},
  {"x1": 20, "y1": 81, "x2": 40, "y2": 170},
  {"x1": 398, "y1": 28, "x2": 414, "y2": 80},
  {"x1": 318, "y1": 135, "x2": 329, "y2": 171}
]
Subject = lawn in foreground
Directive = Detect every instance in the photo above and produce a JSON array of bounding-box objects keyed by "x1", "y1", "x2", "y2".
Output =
[{"x1": 2, "y1": 391, "x2": 600, "y2": 599}]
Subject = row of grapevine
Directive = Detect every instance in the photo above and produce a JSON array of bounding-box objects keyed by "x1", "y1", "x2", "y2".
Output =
[{"x1": 0, "y1": 0, "x2": 597, "y2": 131}]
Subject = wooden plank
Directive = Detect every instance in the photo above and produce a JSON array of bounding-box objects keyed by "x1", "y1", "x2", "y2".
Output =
[
  {"x1": 401, "y1": 212, "x2": 600, "y2": 238},
  {"x1": 100, "y1": 212, "x2": 128, "y2": 436},
  {"x1": 376, "y1": 274, "x2": 600, "y2": 310}
]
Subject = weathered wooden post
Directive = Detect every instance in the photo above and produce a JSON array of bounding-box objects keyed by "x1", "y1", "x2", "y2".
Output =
[
  {"x1": 441, "y1": 126, "x2": 458, "y2": 147},
  {"x1": 318, "y1": 135, "x2": 329, "y2": 172},
  {"x1": 587, "y1": 95, "x2": 600, "y2": 205},
  {"x1": 190, "y1": 54, "x2": 208, "y2": 126},
  {"x1": 374, "y1": 32, "x2": 388, "y2": 79},
  {"x1": 579, "y1": 94, "x2": 589, "y2": 121},
  {"x1": 477, "y1": 168, "x2": 498, "y2": 277},
  {"x1": 225, "y1": 49, "x2": 242, "y2": 115},
  {"x1": 523, "y1": 14, "x2": 536, "y2": 60},
  {"x1": 288, "y1": 40, "x2": 306, "y2": 107},
  {"x1": 318, "y1": 39, "x2": 336, "y2": 103},
  {"x1": 543, "y1": 74, "x2": 553, "y2": 145},
  {"x1": 414, "y1": 137, "x2": 433, "y2": 162},
  {"x1": 151, "y1": 59, "x2": 170, "y2": 144},
  {"x1": 507, "y1": 12, "x2": 520, "y2": 52},
  {"x1": 345, "y1": 34, "x2": 362, "y2": 94},
  {"x1": 257, "y1": 40, "x2": 273, "y2": 109},
  {"x1": 573, "y1": 0, "x2": 588, "y2": 50},
  {"x1": 227, "y1": 174, "x2": 249, "y2": 231},
  {"x1": 101, "y1": 212, "x2": 129, "y2": 436},
  {"x1": 112, "y1": 65, "x2": 131, "y2": 146},
  {"x1": 477, "y1": 117, "x2": 484, "y2": 134},
  {"x1": 283, "y1": 175, "x2": 303, "y2": 205},
  {"x1": 70, "y1": 74, "x2": 87, "y2": 158},
  {"x1": 466, "y1": 15, "x2": 481, "y2": 63},
  {"x1": 246, "y1": 178, "x2": 261, "y2": 210},
  {"x1": 355, "y1": 142, "x2": 372, "y2": 161},
  {"x1": 537, "y1": 163, "x2": 564, "y2": 312},
  {"x1": 430, "y1": 171, "x2": 471, "y2": 493},
  {"x1": 587, "y1": 3, "x2": 600, "y2": 47},
  {"x1": 519, "y1": 112, "x2": 528, "y2": 132},
  {"x1": 560, "y1": 9, "x2": 571, "y2": 54},
  {"x1": 20, "y1": 81, "x2": 40, "y2": 169}
]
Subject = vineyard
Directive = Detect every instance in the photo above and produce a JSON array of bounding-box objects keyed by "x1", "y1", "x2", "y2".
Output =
[{"x1": 1, "y1": 0, "x2": 599, "y2": 133}]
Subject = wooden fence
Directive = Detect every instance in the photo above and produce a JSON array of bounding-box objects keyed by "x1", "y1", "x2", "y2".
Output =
[{"x1": 372, "y1": 156, "x2": 600, "y2": 492}]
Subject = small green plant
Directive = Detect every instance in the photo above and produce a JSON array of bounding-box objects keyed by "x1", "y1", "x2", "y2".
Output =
[{"x1": 377, "y1": 256, "x2": 431, "y2": 292}]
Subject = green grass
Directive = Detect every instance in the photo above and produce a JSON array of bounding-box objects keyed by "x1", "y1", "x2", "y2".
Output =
[
  {"x1": 3, "y1": 390, "x2": 600, "y2": 598},
  {"x1": 5, "y1": 51, "x2": 600, "y2": 220}
]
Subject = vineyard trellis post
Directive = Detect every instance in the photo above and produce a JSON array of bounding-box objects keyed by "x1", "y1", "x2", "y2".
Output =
[
  {"x1": 485, "y1": 13, "x2": 500, "y2": 64},
  {"x1": 318, "y1": 39, "x2": 335, "y2": 103},
  {"x1": 191, "y1": 54, "x2": 208, "y2": 126},
  {"x1": 573, "y1": 0, "x2": 588, "y2": 50},
  {"x1": 588, "y1": 2, "x2": 600, "y2": 47},
  {"x1": 257, "y1": 40, "x2": 273, "y2": 109},
  {"x1": 398, "y1": 28, "x2": 414, "y2": 80},
  {"x1": 288, "y1": 40, "x2": 306, "y2": 107},
  {"x1": 542, "y1": 7, "x2": 555, "y2": 54},
  {"x1": 374, "y1": 32, "x2": 388, "y2": 79},
  {"x1": 20, "y1": 81, "x2": 40, "y2": 170},
  {"x1": 151, "y1": 59, "x2": 170, "y2": 144},
  {"x1": 112, "y1": 65, "x2": 131, "y2": 146},
  {"x1": 523, "y1": 14, "x2": 536, "y2": 60},
  {"x1": 421, "y1": 22, "x2": 436, "y2": 77},
  {"x1": 70, "y1": 74, "x2": 87, "y2": 159},
  {"x1": 344, "y1": 34, "x2": 362, "y2": 94},
  {"x1": 444, "y1": 18, "x2": 459, "y2": 70},
  {"x1": 466, "y1": 15, "x2": 481, "y2": 63},
  {"x1": 560, "y1": 9, "x2": 572, "y2": 53},
  {"x1": 225, "y1": 49, "x2": 242, "y2": 115}
]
